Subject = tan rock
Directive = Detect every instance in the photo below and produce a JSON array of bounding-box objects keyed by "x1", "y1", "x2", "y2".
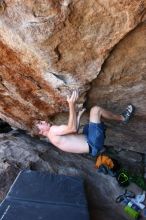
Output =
[
  {"x1": 0, "y1": 0, "x2": 145, "y2": 132},
  {"x1": 87, "y1": 23, "x2": 146, "y2": 152}
]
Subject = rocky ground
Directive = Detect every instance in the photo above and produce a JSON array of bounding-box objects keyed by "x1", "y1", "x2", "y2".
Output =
[{"x1": 0, "y1": 128, "x2": 145, "y2": 220}]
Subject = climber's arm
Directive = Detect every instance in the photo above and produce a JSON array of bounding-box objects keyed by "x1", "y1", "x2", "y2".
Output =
[{"x1": 50, "y1": 90, "x2": 78, "y2": 136}]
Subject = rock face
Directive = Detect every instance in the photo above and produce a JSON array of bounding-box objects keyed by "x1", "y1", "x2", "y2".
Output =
[
  {"x1": 0, "y1": 0, "x2": 146, "y2": 134},
  {"x1": 87, "y1": 22, "x2": 146, "y2": 153},
  {"x1": 0, "y1": 2, "x2": 146, "y2": 220}
]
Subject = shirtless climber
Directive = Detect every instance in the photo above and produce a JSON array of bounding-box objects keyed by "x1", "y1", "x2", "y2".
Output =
[{"x1": 35, "y1": 90, "x2": 135, "y2": 157}]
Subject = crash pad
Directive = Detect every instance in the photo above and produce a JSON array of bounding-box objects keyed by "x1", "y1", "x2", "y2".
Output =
[{"x1": 0, "y1": 170, "x2": 90, "y2": 220}]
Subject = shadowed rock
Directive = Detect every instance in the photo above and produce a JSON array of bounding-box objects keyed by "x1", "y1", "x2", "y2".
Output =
[{"x1": 0, "y1": 131, "x2": 144, "y2": 220}]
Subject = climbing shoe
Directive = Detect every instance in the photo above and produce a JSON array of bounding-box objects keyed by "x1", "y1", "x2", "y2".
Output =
[{"x1": 121, "y1": 104, "x2": 135, "y2": 124}]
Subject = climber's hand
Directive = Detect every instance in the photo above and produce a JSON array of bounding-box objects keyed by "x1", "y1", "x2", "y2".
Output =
[{"x1": 67, "y1": 90, "x2": 79, "y2": 105}]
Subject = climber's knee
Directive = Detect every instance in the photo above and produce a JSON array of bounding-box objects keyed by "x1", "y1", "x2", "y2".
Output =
[{"x1": 89, "y1": 106, "x2": 102, "y2": 123}]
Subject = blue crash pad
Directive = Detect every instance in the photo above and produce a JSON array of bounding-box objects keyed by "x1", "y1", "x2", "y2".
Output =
[{"x1": 0, "y1": 170, "x2": 90, "y2": 220}]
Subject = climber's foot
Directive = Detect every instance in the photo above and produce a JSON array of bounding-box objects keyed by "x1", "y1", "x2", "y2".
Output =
[{"x1": 121, "y1": 104, "x2": 135, "y2": 124}]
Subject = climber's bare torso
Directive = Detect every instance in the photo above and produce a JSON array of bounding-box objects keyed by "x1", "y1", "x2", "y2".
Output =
[
  {"x1": 36, "y1": 90, "x2": 128, "y2": 155},
  {"x1": 47, "y1": 125, "x2": 89, "y2": 154}
]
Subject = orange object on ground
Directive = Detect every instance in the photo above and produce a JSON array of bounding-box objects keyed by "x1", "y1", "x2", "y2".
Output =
[{"x1": 95, "y1": 155, "x2": 114, "y2": 169}]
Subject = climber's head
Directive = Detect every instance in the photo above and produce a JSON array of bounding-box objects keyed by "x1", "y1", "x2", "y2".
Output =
[{"x1": 33, "y1": 120, "x2": 51, "y2": 136}]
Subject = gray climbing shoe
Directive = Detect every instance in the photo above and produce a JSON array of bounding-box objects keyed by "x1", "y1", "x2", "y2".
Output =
[{"x1": 121, "y1": 104, "x2": 135, "y2": 124}]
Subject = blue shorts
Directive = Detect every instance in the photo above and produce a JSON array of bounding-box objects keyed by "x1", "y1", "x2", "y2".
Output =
[{"x1": 83, "y1": 122, "x2": 106, "y2": 157}]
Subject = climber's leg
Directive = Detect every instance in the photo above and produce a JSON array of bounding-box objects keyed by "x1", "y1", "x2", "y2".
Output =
[
  {"x1": 83, "y1": 106, "x2": 124, "y2": 157},
  {"x1": 89, "y1": 106, "x2": 123, "y2": 123}
]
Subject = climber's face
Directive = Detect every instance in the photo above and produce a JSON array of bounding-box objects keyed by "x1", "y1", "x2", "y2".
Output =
[{"x1": 36, "y1": 121, "x2": 51, "y2": 136}]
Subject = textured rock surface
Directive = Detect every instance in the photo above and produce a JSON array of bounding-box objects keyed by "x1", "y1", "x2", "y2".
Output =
[
  {"x1": 0, "y1": 0, "x2": 146, "y2": 132},
  {"x1": 0, "y1": 160, "x2": 20, "y2": 200},
  {"x1": 0, "y1": 130, "x2": 143, "y2": 220},
  {"x1": 87, "y1": 22, "x2": 146, "y2": 153},
  {"x1": 0, "y1": 1, "x2": 146, "y2": 219}
]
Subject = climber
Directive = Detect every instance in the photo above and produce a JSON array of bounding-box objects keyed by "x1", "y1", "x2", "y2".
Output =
[{"x1": 35, "y1": 90, "x2": 135, "y2": 156}]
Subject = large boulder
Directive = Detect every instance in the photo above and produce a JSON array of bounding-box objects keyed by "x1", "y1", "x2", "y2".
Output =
[
  {"x1": 87, "y1": 22, "x2": 146, "y2": 153},
  {"x1": 0, "y1": 0, "x2": 145, "y2": 133}
]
